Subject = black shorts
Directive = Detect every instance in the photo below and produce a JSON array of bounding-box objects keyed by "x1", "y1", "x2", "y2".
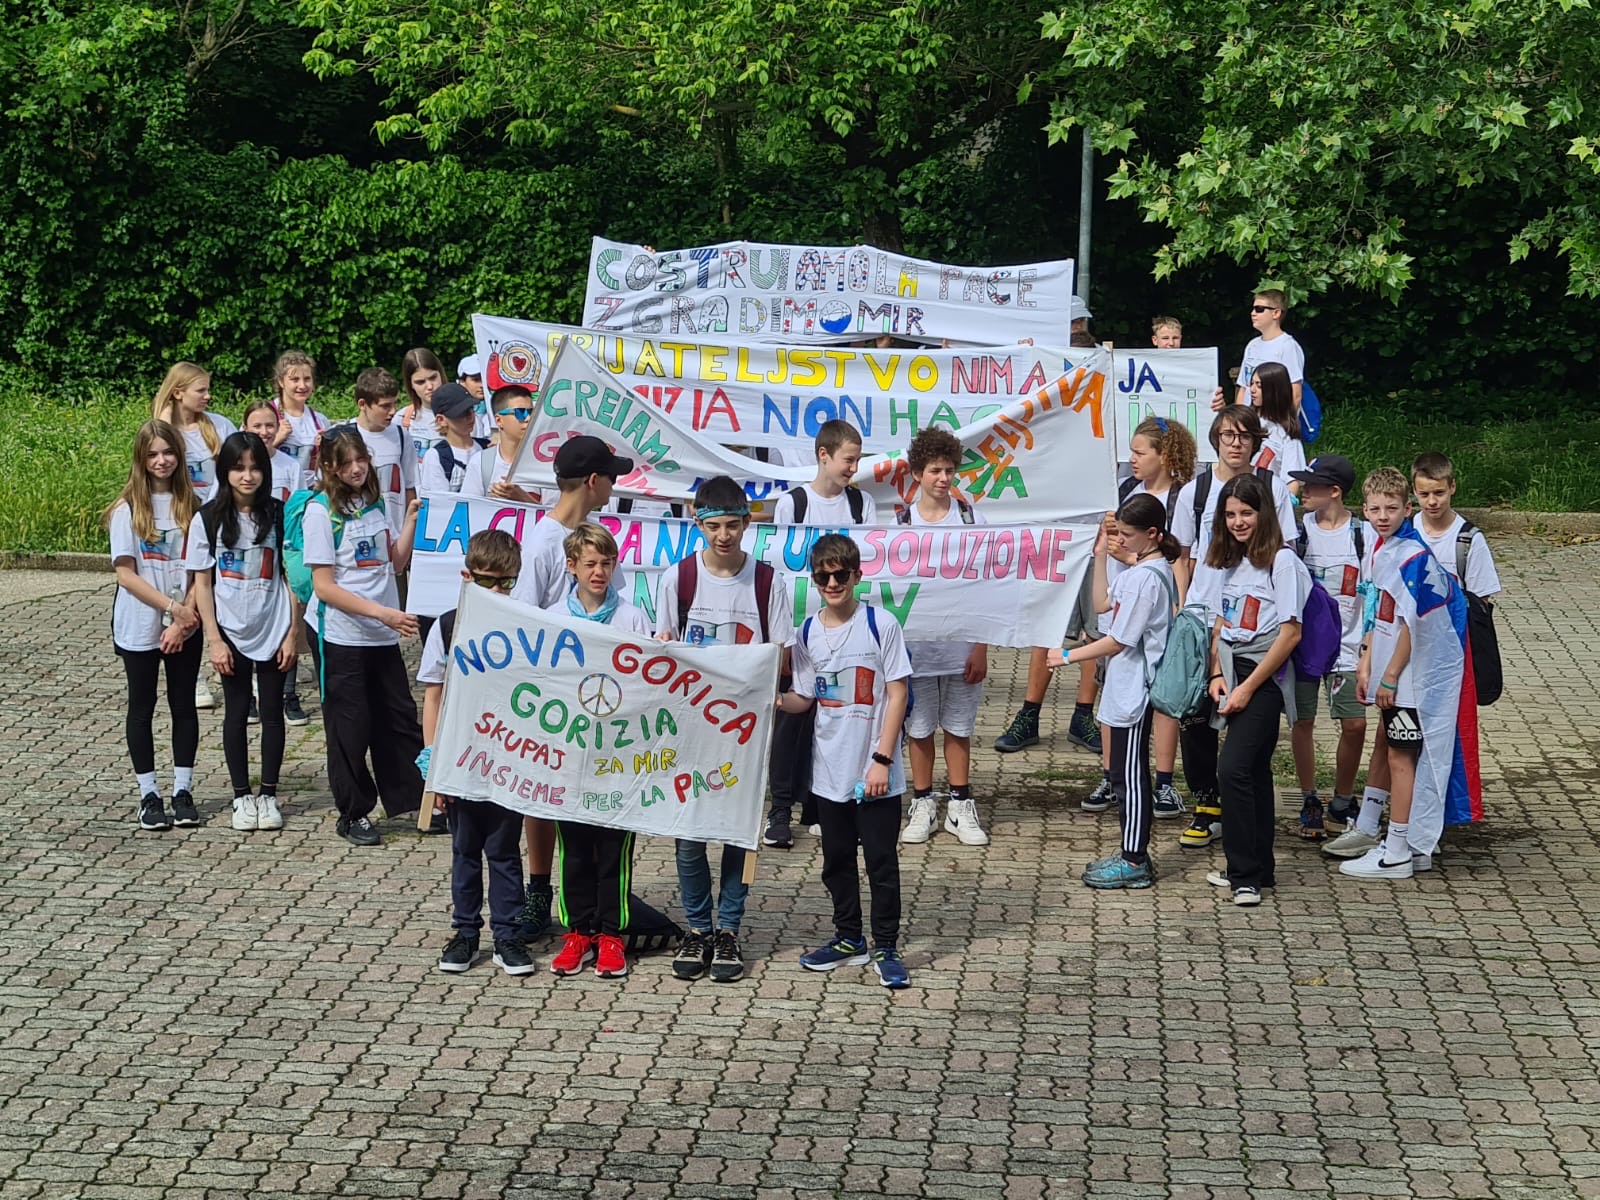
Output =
[{"x1": 1382, "y1": 706, "x2": 1423, "y2": 753}]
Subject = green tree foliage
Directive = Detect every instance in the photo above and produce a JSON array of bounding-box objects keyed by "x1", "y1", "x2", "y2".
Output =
[{"x1": 1040, "y1": 0, "x2": 1600, "y2": 300}]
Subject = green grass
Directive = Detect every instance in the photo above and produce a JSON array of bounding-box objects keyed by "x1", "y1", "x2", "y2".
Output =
[{"x1": 1, "y1": 382, "x2": 1596, "y2": 554}]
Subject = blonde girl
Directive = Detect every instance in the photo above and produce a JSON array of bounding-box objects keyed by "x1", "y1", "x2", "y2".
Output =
[
  {"x1": 152, "y1": 362, "x2": 237, "y2": 503},
  {"x1": 304, "y1": 426, "x2": 425, "y2": 847},
  {"x1": 104, "y1": 420, "x2": 203, "y2": 831}
]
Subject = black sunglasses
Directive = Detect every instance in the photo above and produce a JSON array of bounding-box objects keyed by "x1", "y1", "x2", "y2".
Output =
[
  {"x1": 1250, "y1": 304, "x2": 1278, "y2": 313},
  {"x1": 812, "y1": 568, "x2": 855, "y2": 587},
  {"x1": 469, "y1": 572, "x2": 519, "y2": 591}
]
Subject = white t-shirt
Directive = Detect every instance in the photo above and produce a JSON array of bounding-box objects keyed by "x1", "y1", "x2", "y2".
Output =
[
  {"x1": 350, "y1": 422, "x2": 416, "y2": 533},
  {"x1": 653, "y1": 553, "x2": 794, "y2": 647},
  {"x1": 605, "y1": 496, "x2": 683, "y2": 521},
  {"x1": 1171, "y1": 469, "x2": 1297, "y2": 617},
  {"x1": 1300, "y1": 514, "x2": 1369, "y2": 671},
  {"x1": 267, "y1": 449, "x2": 299, "y2": 502},
  {"x1": 791, "y1": 605, "x2": 913, "y2": 804},
  {"x1": 771, "y1": 484, "x2": 877, "y2": 525},
  {"x1": 181, "y1": 413, "x2": 239, "y2": 502},
  {"x1": 1254, "y1": 419, "x2": 1307, "y2": 482},
  {"x1": 1101, "y1": 480, "x2": 1174, "y2": 635},
  {"x1": 460, "y1": 447, "x2": 541, "y2": 503},
  {"x1": 185, "y1": 510, "x2": 292, "y2": 662},
  {"x1": 509, "y1": 514, "x2": 629, "y2": 611},
  {"x1": 1419, "y1": 515, "x2": 1502, "y2": 598},
  {"x1": 1237, "y1": 332, "x2": 1306, "y2": 394},
  {"x1": 1098, "y1": 559, "x2": 1175, "y2": 728},
  {"x1": 301, "y1": 499, "x2": 399, "y2": 647},
  {"x1": 1368, "y1": 554, "x2": 1418, "y2": 706},
  {"x1": 402, "y1": 406, "x2": 437, "y2": 463},
  {"x1": 277, "y1": 405, "x2": 330, "y2": 490},
  {"x1": 419, "y1": 440, "x2": 485, "y2": 495},
  {"x1": 902, "y1": 501, "x2": 986, "y2": 674},
  {"x1": 108, "y1": 495, "x2": 192, "y2": 652},
  {"x1": 1218, "y1": 546, "x2": 1302, "y2": 646}
]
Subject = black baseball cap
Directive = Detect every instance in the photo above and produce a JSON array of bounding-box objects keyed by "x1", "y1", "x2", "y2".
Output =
[
  {"x1": 1289, "y1": 454, "x2": 1356, "y2": 494},
  {"x1": 554, "y1": 434, "x2": 634, "y2": 481},
  {"x1": 430, "y1": 383, "x2": 477, "y2": 420}
]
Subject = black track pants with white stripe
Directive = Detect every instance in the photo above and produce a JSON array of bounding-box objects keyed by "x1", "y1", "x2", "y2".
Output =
[{"x1": 1112, "y1": 704, "x2": 1156, "y2": 861}]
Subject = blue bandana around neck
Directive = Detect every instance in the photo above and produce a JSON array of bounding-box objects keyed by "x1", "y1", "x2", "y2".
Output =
[{"x1": 567, "y1": 582, "x2": 620, "y2": 624}]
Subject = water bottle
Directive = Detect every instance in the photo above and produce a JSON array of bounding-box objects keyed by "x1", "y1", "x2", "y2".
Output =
[
  {"x1": 852, "y1": 780, "x2": 868, "y2": 803},
  {"x1": 161, "y1": 580, "x2": 185, "y2": 628}
]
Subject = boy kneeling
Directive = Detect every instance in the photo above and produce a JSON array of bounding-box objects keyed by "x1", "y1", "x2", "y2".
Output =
[{"x1": 781, "y1": 535, "x2": 914, "y2": 988}]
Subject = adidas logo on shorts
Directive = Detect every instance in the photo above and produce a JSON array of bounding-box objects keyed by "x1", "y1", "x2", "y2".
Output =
[{"x1": 1386, "y1": 708, "x2": 1423, "y2": 744}]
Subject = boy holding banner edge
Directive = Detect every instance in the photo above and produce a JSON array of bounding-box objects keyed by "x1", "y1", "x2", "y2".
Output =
[{"x1": 656, "y1": 476, "x2": 793, "y2": 983}]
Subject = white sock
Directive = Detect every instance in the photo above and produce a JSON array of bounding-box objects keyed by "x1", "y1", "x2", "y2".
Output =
[
  {"x1": 173, "y1": 766, "x2": 194, "y2": 794},
  {"x1": 1383, "y1": 822, "x2": 1411, "y2": 865},
  {"x1": 1357, "y1": 788, "x2": 1389, "y2": 836},
  {"x1": 136, "y1": 771, "x2": 159, "y2": 798}
]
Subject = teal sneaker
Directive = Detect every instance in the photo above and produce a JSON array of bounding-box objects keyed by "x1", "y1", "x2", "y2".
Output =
[
  {"x1": 871, "y1": 946, "x2": 910, "y2": 989},
  {"x1": 800, "y1": 936, "x2": 869, "y2": 972},
  {"x1": 1081, "y1": 853, "x2": 1155, "y2": 890}
]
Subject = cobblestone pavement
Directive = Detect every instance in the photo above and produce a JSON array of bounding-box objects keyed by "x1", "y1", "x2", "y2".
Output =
[{"x1": 2, "y1": 536, "x2": 1597, "y2": 1200}]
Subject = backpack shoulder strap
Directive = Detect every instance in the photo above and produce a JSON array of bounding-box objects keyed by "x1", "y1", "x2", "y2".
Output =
[
  {"x1": 1455, "y1": 520, "x2": 1476, "y2": 580},
  {"x1": 958, "y1": 498, "x2": 974, "y2": 524},
  {"x1": 846, "y1": 485, "x2": 864, "y2": 524},
  {"x1": 1294, "y1": 514, "x2": 1309, "y2": 560},
  {"x1": 754, "y1": 561, "x2": 774, "y2": 643},
  {"x1": 439, "y1": 608, "x2": 457, "y2": 653},
  {"x1": 1192, "y1": 468, "x2": 1213, "y2": 535},
  {"x1": 435, "y1": 440, "x2": 457, "y2": 482},
  {"x1": 787, "y1": 486, "x2": 807, "y2": 523},
  {"x1": 1254, "y1": 464, "x2": 1275, "y2": 483},
  {"x1": 616, "y1": 498, "x2": 634, "y2": 515},
  {"x1": 480, "y1": 449, "x2": 498, "y2": 490},
  {"x1": 895, "y1": 506, "x2": 911, "y2": 525},
  {"x1": 675, "y1": 555, "x2": 698, "y2": 637},
  {"x1": 1164, "y1": 484, "x2": 1181, "y2": 526},
  {"x1": 864, "y1": 603, "x2": 881, "y2": 646},
  {"x1": 1351, "y1": 517, "x2": 1365, "y2": 563},
  {"x1": 1117, "y1": 475, "x2": 1139, "y2": 504},
  {"x1": 800, "y1": 615, "x2": 814, "y2": 656}
]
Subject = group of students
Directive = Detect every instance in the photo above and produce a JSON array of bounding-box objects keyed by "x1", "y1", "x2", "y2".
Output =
[{"x1": 104, "y1": 293, "x2": 1498, "y2": 989}]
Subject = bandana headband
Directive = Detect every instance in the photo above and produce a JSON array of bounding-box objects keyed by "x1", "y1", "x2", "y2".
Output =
[{"x1": 695, "y1": 505, "x2": 750, "y2": 520}]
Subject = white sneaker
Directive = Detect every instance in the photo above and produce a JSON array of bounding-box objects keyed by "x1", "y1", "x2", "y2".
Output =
[
  {"x1": 1338, "y1": 844, "x2": 1414, "y2": 880},
  {"x1": 901, "y1": 796, "x2": 937, "y2": 844},
  {"x1": 1322, "y1": 827, "x2": 1380, "y2": 859},
  {"x1": 1412, "y1": 851, "x2": 1433, "y2": 872},
  {"x1": 1205, "y1": 870, "x2": 1232, "y2": 888},
  {"x1": 943, "y1": 798, "x2": 990, "y2": 846},
  {"x1": 231, "y1": 795, "x2": 259, "y2": 831},
  {"x1": 256, "y1": 795, "x2": 283, "y2": 830},
  {"x1": 807, "y1": 823, "x2": 822, "y2": 837},
  {"x1": 195, "y1": 679, "x2": 216, "y2": 710}
]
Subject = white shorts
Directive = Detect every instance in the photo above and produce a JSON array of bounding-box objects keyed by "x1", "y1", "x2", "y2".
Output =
[{"x1": 907, "y1": 674, "x2": 985, "y2": 739}]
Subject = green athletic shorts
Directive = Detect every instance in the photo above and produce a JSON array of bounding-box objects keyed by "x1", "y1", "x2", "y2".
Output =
[{"x1": 1293, "y1": 672, "x2": 1366, "y2": 722}]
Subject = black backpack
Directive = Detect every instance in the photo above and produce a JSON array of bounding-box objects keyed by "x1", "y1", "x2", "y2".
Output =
[
  {"x1": 788, "y1": 484, "x2": 864, "y2": 523},
  {"x1": 433, "y1": 437, "x2": 491, "y2": 492},
  {"x1": 895, "y1": 499, "x2": 974, "y2": 525},
  {"x1": 1118, "y1": 475, "x2": 1181, "y2": 527},
  {"x1": 1191, "y1": 464, "x2": 1275, "y2": 539},
  {"x1": 1293, "y1": 511, "x2": 1365, "y2": 564},
  {"x1": 674, "y1": 556, "x2": 775, "y2": 642},
  {"x1": 1455, "y1": 521, "x2": 1502, "y2": 706}
]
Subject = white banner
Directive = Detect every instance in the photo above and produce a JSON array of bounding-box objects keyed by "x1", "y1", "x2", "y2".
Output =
[
  {"x1": 473, "y1": 314, "x2": 1074, "y2": 455},
  {"x1": 581, "y1": 238, "x2": 1075, "y2": 346},
  {"x1": 508, "y1": 338, "x2": 1117, "y2": 525},
  {"x1": 1103, "y1": 348, "x2": 1220, "y2": 462},
  {"x1": 427, "y1": 586, "x2": 776, "y2": 850},
  {"x1": 406, "y1": 496, "x2": 1096, "y2": 649}
]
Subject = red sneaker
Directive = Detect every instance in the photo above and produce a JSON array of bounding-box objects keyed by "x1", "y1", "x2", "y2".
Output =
[
  {"x1": 594, "y1": 934, "x2": 629, "y2": 979},
  {"x1": 550, "y1": 932, "x2": 595, "y2": 977}
]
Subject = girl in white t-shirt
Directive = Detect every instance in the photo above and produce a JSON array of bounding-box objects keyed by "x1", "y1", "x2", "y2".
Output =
[
  {"x1": 1251, "y1": 362, "x2": 1307, "y2": 494},
  {"x1": 1049, "y1": 493, "x2": 1180, "y2": 890},
  {"x1": 104, "y1": 420, "x2": 203, "y2": 832},
  {"x1": 188, "y1": 432, "x2": 298, "y2": 833},
  {"x1": 245, "y1": 397, "x2": 316, "y2": 729},
  {"x1": 242, "y1": 401, "x2": 303, "y2": 503},
  {"x1": 1204, "y1": 473, "x2": 1304, "y2": 907},
  {"x1": 399, "y1": 346, "x2": 447, "y2": 464},
  {"x1": 152, "y1": 362, "x2": 238, "y2": 504},
  {"x1": 304, "y1": 426, "x2": 425, "y2": 848},
  {"x1": 268, "y1": 350, "x2": 330, "y2": 491}
]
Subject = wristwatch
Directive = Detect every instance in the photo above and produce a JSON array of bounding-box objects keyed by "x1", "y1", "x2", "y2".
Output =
[{"x1": 870, "y1": 751, "x2": 893, "y2": 767}]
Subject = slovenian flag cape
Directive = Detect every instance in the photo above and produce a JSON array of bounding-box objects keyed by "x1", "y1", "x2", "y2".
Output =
[{"x1": 1372, "y1": 519, "x2": 1484, "y2": 849}]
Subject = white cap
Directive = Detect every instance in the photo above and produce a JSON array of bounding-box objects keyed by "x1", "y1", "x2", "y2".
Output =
[
  {"x1": 1069, "y1": 297, "x2": 1093, "y2": 323},
  {"x1": 457, "y1": 354, "x2": 482, "y2": 378}
]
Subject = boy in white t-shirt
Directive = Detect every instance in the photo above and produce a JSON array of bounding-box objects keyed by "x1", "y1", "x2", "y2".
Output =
[
  {"x1": 350, "y1": 367, "x2": 417, "y2": 536},
  {"x1": 896, "y1": 428, "x2": 990, "y2": 848},
  {"x1": 1234, "y1": 289, "x2": 1305, "y2": 408},
  {"x1": 656, "y1": 477, "x2": 793, "y2": 984},
  {"x1": 455, "y1": 353, "x2": 497, "y2": 441},
  {"x1": 1410, "y1": 452, "x2": 1502, "y2": 601},
  {"x1": 463, "y1": 384, "x2": 542, "y2": 504},
  {"x1": 417, "y1": 384, "x2": 489, "y2": 495},
  {"x1": 1287, "y1": 455, "x2": 1370, "y2": 839},
  {"x1": 785, "y1": 534, "x2": 913, "y2": 989},
  {"x1": 766, "y1": 419, "x2": 874, "y2": 847}
]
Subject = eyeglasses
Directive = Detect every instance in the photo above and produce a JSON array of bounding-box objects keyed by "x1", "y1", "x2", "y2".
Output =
[
  {"x1": 469, "y1": 573, "x2": 519, "y2": 591},
  {"x1": 1250, "y1": 304, "x2": 1278, "y2": 314},
  {"x1": 811, "y1": 568, "x2": 855, "y2": 587},
  {"x1": 1217, "y1": 430, "x2": 1253, "y2": 444},
  {"x1": 495, "y1": 407, "x2": 533, "y2": 421}
]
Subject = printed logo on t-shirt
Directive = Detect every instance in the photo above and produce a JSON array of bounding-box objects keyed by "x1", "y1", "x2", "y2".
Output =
[
  {"x1": 814, "y1": 666, "x2": 876, "y2": 708},
  {"x1": 351, "y1": 531, "x2": 388, "y2": 570},
  {"x1": 685, "y1": 619, "x2": 756, "y2": 647},
  {"x1": 1311, "y1": 563, "x2": 1360, "y2": 597},
  {"x1": 140, "y1": 528, "x2": 186, "y2": 563},
  {"x1": 1377, "y1": 590, "x2": 1396, "y2": 625},
  {"x1": 1256, "y1": 445, "x2": 1277, "y2": 470},
  {"x1": 1222, "y1": 594, "x2": 1261, "y2": 632},
  {"x1": 188, "y1": 457, "x2": 216, "y2": 489},
  {"x1": 218, "y1": 544, "x2": 277, "y2": 582},
  {"x1": 383, "y1": 463, "x2": 403, "y2": 496}
]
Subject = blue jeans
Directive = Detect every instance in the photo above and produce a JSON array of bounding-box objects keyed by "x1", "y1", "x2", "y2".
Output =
[{"x1": 674, "y1": 839, "x2": 749, "y2": 934}]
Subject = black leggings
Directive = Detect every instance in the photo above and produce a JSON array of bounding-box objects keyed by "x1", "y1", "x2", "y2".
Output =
[
  {"x1": 219, "y1": 634, "x2": 285, "y2": 794},
  {"x1": 118, "y1": 636, "x2": 203, "y2": 775},
  {"x1": 1217, "y1": 660, "x2": 1285, "y2": 890}
]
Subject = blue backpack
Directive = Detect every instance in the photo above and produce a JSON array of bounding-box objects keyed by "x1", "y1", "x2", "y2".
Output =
[{"x1": 1300, "y1": 378, "x2": 1323, "y2": 444}]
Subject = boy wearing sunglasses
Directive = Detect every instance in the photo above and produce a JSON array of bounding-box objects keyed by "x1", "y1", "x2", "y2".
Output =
[
  {"x1": 463, "y1": 384, "x2": 541, "y2": 504},
  {"x1": 781, "y1": 534, "x2": 913, "y2": 988},
  {"x1": 1234, "y1": 289, "x2": 1305, "y2": 409},
  {"x1": 655, "y1": 476, "x2": 793, "y2": 984},
  {"x1": 418, "y1": 530, "x2": 536, "y2": 978}
]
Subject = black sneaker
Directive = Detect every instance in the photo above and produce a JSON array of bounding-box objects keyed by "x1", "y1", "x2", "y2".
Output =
[
  {"x1": 519, "y1": 885, "x2": 552, "y2": 941},
  {"x1": 993, "y1": 706, "x2": 1041, "y2": 753},
  {"x1": 709, "y1": 929, "x2": 745, "y2": 983},
  {"x1": 170, "y1": 790, "x2": 200, "y2": 827},
  {"x1": 492, "y1": 939, "x2": 537, "y2": 976},
  {"x1": 246, "y1": 695, "x2": 260, "y2": 725},
  {"x1": 138, "y1": 793, "x2": 171, "y2": 831},
  {"x1": 422, "y1": 806, "x2": 450, "y2": 835},
  {"x1": 763, "y1": 810, "x2": 794, "y2": 849},
  {"x1": 283, "y1": 696, "x2": 311, "y2": 727},
  {"x1": 438, "y1": 932, "x2": 479, "y2": 973},
  {"x1": 672, "y1": 929, "x2": 714, "y2": 981},
  {"x1": 1067, "y1": 711, "x2": 1103, "y2": 753},
  {"x1": 339, "y1": 815, "x2": 383, "y2": 846}
]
